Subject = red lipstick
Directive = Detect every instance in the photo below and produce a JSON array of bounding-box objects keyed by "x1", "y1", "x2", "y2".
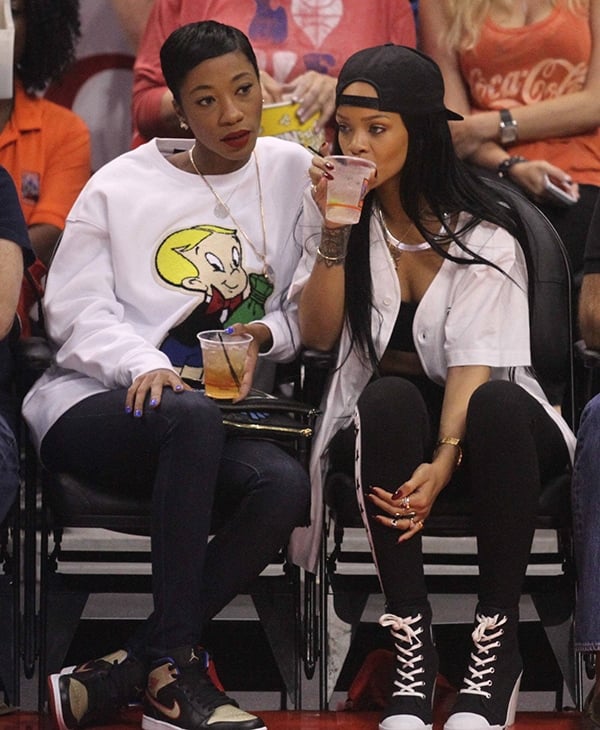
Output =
[{"x1": 222, "y1": 130, "x2": 251, "y2": 149}]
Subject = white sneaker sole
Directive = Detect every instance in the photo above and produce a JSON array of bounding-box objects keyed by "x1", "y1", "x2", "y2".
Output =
[
  {"x1": 47, "y1": 673, "x2": 70, "y2": 730},
  {"x1": 379, "y1": 715, "x2": 432, "y2": 730},
  {"x1": 443, "y1": 671, "x2": 522, "y2": 730},
  {"x1": 142, "y1": 712, "x2": 267, "y2": 730}
]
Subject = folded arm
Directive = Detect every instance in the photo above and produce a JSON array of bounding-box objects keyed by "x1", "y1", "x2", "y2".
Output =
[{"x1": 420, "y1": 0, "x2": 600, "y2": 197}]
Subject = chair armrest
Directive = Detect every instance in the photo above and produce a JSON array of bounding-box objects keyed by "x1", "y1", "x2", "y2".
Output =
[
  {"x1": 14, "y1": 336, "x2": 53, "y2": 396},
  {"x1": 301, "y1": 348, "x2": 336, "y2": 407},
  {"x1": 575, "y1": 339, "x2": 600, "y2": 369}
]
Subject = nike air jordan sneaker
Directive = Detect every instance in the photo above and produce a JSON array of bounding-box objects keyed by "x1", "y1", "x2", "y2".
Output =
[
  {"x1": 142, "y1": 646, "x2": 266, "y2": 730},
  {"x1": 48, "y1": 649, "x2": 146, "y2": 730}
]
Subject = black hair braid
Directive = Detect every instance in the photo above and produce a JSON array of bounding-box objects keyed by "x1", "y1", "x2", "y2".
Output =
[{"x1": 18, "y1": 0, "x2": 80, "y2": 91}]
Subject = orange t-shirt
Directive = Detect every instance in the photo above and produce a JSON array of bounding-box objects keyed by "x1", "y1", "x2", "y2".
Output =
[
  {"x1": 0, "y1": 83, "x2": 91, "y2": 230},
  {"x1": 458, "y1": 2, "x2": 600, "y2": 186},
  {"x1": 2, "y1": 83, "x2": 91, "y2": 337}
]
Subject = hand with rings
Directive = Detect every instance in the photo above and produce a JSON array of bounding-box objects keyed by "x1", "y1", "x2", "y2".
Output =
[
  {"x1": 368, "y1": 485, "x2": 427, "y2": 541},
  {"x1": 409, "y1": 516, "x2": 425, "y2": 531},
  {"x1": 390, "y1": 512, "x2": 424, "y2": 531}
]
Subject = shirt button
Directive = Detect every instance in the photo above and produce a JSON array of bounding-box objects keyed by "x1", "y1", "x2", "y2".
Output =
[{"x1": 383, "y1": 297, "x2": 391, "y2": 306}]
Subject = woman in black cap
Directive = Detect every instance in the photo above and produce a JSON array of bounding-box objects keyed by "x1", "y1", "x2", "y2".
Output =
[{"x1": 289, "y1": 44, "x2": 576, "y2": 730}]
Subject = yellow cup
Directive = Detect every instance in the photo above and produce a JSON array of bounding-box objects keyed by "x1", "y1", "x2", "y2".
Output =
[{"x1": 260, "y1": 101, "x2": 325, "y2": 150}]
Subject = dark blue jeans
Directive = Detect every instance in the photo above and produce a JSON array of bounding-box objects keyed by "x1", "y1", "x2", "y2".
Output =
[
  {"x1": 572, "y1": 392, "x2": 600, "y2": 651},
  {"x1": 40, "y1": 388, "x2": 310, "y2": 657}
]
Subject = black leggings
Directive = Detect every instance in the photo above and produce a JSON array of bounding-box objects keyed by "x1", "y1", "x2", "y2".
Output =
[{"x1": 345, "y1": 377, "x2": 569, "y2": 614}]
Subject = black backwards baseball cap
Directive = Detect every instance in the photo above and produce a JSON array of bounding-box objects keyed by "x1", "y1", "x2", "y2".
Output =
[{"x1": 336, "y1": 43, "x2": 463, "y2": 121}]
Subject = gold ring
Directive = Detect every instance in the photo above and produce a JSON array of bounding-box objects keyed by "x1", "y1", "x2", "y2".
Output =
[
  {"x1": 394, "y1": 512, "x2": 401, "y2": 519},
  {"x1": 417, "y1": 520, "x2": 424, "y2": 530},
  {"x1": 401, "y1": 496, "x2": 410, "y2": 510},
  {"x1": 409, "y1": 517, "x2": 415, "y2": 528}
]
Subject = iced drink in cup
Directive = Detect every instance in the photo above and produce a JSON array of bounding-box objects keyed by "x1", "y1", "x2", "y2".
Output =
[
  {"x1": 197, "y1": 330, "x2": 253, "y2": 400},
  {"x1": 325, "y1": 155, "x2": 376, "y2": 225}
]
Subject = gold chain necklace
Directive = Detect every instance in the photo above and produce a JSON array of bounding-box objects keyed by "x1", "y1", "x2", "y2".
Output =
[{"x1": 188, "y1": 145, "x2": 273, "y2": 282}]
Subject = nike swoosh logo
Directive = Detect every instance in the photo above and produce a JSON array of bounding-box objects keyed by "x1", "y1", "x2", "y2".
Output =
[{"x1": 145, "y1": 691, "x2": 181, "y2": 719}]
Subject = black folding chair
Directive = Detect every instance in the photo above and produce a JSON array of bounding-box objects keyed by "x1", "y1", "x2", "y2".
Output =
[
  {"x1": 19, "y1": 336, "x2": 318, "y2": 711},
  {"x1": 306, "y1": 178, "x2": 584, "y2": 710}
]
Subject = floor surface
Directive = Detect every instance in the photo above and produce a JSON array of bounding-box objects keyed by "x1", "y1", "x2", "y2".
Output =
[{"x1": 0, "y1": 708, "x2": 589, "y2": 730}]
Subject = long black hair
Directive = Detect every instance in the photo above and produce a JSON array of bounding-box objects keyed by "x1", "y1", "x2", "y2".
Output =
[
  {"x1": 338, "y1": 109, "x2": 532, "y2": 369},
  {"x1": 17, "y1": 0, "x2": 80, "y2": 92}
]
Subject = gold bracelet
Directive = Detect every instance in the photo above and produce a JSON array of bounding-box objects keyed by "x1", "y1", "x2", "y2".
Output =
[{"x1": 435, "y1": 436, "x2": 463, "y2": 467}]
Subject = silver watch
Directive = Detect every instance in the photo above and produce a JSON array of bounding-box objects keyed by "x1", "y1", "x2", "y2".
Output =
[{"x1": 499, "y1": 109, "x2": 518, "y2": 145}]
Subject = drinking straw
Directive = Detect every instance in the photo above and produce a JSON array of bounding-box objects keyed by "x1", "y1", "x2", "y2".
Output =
[{"x1": 218, "y1": 331, "x2": 241, "y2": 390}]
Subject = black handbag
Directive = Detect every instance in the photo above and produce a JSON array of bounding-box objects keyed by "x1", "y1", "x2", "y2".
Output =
[{"x1": 218, "y1": 389, "x2": 319, "y2": 444}]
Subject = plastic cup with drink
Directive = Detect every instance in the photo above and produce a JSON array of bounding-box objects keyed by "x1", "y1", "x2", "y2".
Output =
[
  {"x1": 197, "y1": 329, "x2": 253, "y2": 400},
  {"x1": 324, "y1": 155, "x2": 376, "y2": 225}
]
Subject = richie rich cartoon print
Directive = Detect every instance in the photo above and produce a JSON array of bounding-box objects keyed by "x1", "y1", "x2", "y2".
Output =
[{"x1": 155, "y1": 223, "x2": 273, "y2": 383}]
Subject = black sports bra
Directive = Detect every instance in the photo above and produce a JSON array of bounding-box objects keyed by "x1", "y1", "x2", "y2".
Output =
[{"x1": 387, "y1": 300, "x2": 418, "y2": 353}]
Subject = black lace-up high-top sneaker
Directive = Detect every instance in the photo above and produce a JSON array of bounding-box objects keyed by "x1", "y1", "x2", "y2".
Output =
[
  {"x1": 444, "y1": 607, "x2": 522, "y2": 730},
  {"x1": 378, "y1": 604, "x2": 439, "y2": 730}
]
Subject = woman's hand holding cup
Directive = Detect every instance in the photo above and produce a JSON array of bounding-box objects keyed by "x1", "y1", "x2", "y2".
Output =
[{"x1": 309, "y1": 144, "x2": 376, "y2": 227}]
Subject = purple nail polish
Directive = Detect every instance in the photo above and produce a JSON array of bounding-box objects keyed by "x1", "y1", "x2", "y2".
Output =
[
  {"x1": 125, "y1": 405, "x2": 132, "y2": 414},
  {"x1": 224, "y1": 326, "x2": 234, "y2": 334},
  {"x1": 150, "y1": 398, "x2": 157, "y2": 406},
  {"x1": 134, "y1": 409, "x2": 142, "y2": 418}
]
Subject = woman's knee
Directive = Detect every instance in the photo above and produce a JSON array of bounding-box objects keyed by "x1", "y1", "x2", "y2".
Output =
[
  {"x1": 466, "y1": 380, "x2": 526, "y2": 433},
  {"x1": 578, "y1": 392, "x2": 600, "y2": 440},
  {"x1": 156, "y1": 390, "x2": 224, "y2": 442},
  {"x1": 357, "y1": 376, "x2": 427, "y2": 429}
]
